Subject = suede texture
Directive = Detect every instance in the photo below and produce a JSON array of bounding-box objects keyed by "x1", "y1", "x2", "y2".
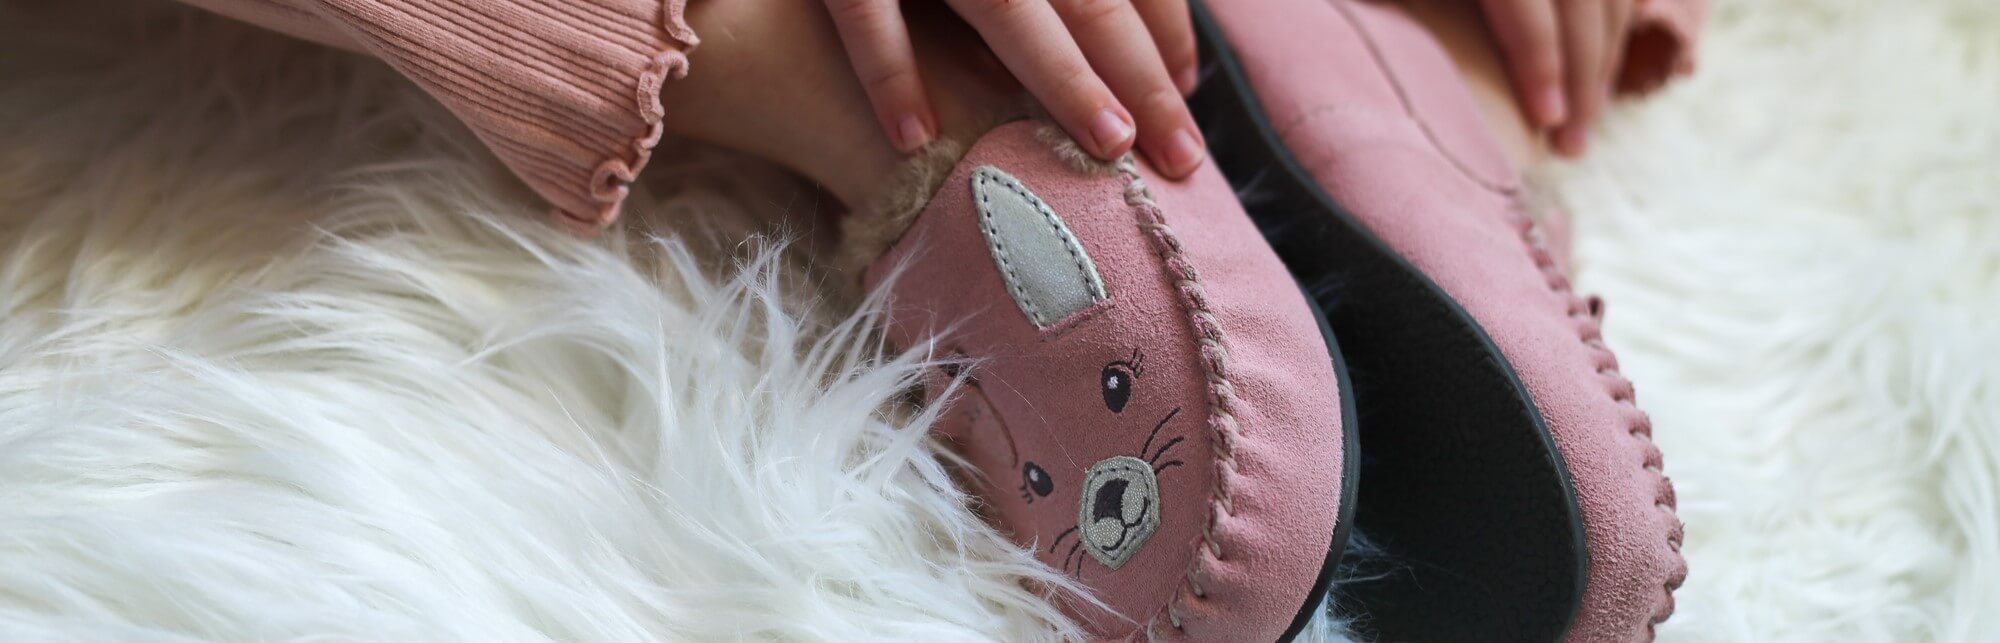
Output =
[
  {"x1": 865, "y1": 122, "x2": 1345, "y2": 641},
  {"x1": 1203, "y1": 0, "x2": 1690, "y2": 640}
]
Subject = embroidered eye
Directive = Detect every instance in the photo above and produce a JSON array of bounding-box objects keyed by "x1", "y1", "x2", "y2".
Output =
[
  {"x1": 1023, "y1": 462, "x2": 1054, "y2": 497},
  {"x1": 1101, "y1": 363, "x2": 1135, "y2": 413}
]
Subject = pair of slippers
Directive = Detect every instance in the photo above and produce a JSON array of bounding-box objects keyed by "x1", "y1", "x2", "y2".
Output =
[{"x1": 847, "y1": 0, "x2": 1688, "y2": 640}]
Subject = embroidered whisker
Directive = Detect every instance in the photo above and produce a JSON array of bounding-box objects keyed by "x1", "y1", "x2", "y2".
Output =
[
  {"x1": 1148, "y1": 436, "x2": 1185, "y2": 464},
  {"x1": 1139, "y1": 406, "x2": 1181, "y2": 458},
  {"x1": 1049, "y1": 525, "x2": 1078, "y2": 552}
]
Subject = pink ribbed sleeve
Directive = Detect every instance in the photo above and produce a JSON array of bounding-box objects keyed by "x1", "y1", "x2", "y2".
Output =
[{"x1": 180, "y1": 0, "x2": 698, "y2": 229}]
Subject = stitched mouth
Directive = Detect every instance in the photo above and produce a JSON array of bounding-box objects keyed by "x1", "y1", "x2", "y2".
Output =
[
  {"x1": 1077, "y1": 456, "x2": 1161, "y2": 570},
  {"x1": 1088, "y1": 480, "x2": 1155, "y2": 551}
]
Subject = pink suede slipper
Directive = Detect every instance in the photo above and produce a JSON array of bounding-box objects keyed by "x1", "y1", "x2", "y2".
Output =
[
  {"x1": 852, "y1": 121, "x2": 1356, "y2": 641},
  {"x1": 1188, "y1": 0, "x2": 1690, "y2": 641}
]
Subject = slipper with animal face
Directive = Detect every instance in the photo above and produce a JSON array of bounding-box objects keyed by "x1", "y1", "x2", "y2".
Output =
[{"x1": 849, "y1": 121, "x2": 1356, "y2": 641}]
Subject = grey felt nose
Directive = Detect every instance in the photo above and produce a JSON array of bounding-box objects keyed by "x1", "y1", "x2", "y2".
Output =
[{"x1": 1077, "y1": 456, "x2": 1161, "y2": 570}]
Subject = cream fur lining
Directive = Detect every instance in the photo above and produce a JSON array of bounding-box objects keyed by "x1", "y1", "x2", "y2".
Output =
[
  {"x1": 834, "y1": 107, "x2": 1121, "y2": 276},
  {"x1": 835, "y1": 138, "x2": 969, "y2": 275}
]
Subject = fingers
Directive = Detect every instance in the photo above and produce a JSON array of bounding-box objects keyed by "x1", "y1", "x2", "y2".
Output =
[
  {"x1": 1480, "y1": 0, "x2": 1566, "y2": 129},
  {"x1": 1553, "y1": 0, "x2": 1606, "y2": 156},
  {"x1": 847, "y1": 0, "x2": 1204, "y2": 173},
  {"x1": 1054, "y1": 0, "x2": 1205, "y2": 177},
  {"x1": 946, "y1": 0, "x2": 1137, "y2": 160},
  {"x1": 1601, "y1": 0, "x2": 1635, "y2": 96},
  {"x1": 1130, "y1": 0, "x2": 1199, "y2": 95},
  {"x1": 825, "y1": 0, "x2": 935, "y2": 153},
  {"x1": 1486, "y1": 0, "x2": 1642, "y2": 157}
]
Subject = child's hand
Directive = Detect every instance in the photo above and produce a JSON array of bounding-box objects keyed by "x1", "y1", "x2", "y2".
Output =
[
  {"x1": 824, "y1": 0, "x2": 1208, "y2": 177},
  {"x1": 1479, "y1": 0, "x2": 1634, "y2": 156}
]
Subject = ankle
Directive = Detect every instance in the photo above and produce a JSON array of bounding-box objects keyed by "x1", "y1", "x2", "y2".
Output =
[{"x1": 660, "y1": 0, "x2": 900, "y2": 209}]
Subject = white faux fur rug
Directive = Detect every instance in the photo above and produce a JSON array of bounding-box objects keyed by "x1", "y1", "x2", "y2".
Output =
[
  {"x1": 0, "y1": 2, "x2": 1084, "y2": 640},
  {"x1": 0, "y1": 0, "x2": 1993, "y2": 641},
  {"x1": 1544, "y1": 1, "x2": 2000, "y2": 640}
]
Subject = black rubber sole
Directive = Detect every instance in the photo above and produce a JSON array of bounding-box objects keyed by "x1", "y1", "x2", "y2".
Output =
[
  {"x1": 1187, "y1": 2, "x2": 1590, "y2": 641},
  {"x1": 1278, "y1": 280, "x2": 1362, "y2": 643}
]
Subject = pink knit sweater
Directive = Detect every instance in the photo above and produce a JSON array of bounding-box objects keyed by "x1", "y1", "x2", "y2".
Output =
[{"x1": 176, "y1": 0, "x2": 1702, "y2": 230}]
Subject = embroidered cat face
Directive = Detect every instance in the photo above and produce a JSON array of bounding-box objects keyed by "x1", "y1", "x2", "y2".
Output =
[
  {"x1": 920, "y1": 166, "x2": 1208, "y2": 580},
  {"x1": 943, "y1": 347, "x2": 1192, "y2": 575}
]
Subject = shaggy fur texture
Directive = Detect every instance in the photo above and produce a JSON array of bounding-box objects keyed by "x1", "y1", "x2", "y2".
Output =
[
  {"x1": 0, "y1": 1, "x2": 1083, "y2": 640},
  {"x1": 833, "y1": 107, "x2": 1054, "y2": 276},
  {"x1": 1543, "y1": 1, "x2": 2000, "y2": 640},
  {"x1": 836, "y1": 139, "x2": 967, "y2": 276},
  {"x1": 0, "y1": 0, "x2": 1994, "y2": 642}
]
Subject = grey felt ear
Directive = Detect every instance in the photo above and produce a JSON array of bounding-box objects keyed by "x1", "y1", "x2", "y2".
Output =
[{"x1": 971, "y1": 166, "x2": 1108, "y2": 328}]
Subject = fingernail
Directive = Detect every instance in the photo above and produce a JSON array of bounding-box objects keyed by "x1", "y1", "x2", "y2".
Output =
[
  {"x1": 1162, "y1": 127, "x2": 1207, "y2": 176},
  {"x1": 1175, "y1": 66, "x2": 1199, "y2": 95},
  {"x1": 1554, "y1": 124, "x2": 1587, "y2": 157},
  {"x1": 1089, "y1": 108, "x2": 1135, "y2": 156},
  {"x1": 896, "y1": 113, "x2": 932, "y2": 153},
  {"x1": 1535, "y1": 86, "x2": 1569, "y2": 128}
]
